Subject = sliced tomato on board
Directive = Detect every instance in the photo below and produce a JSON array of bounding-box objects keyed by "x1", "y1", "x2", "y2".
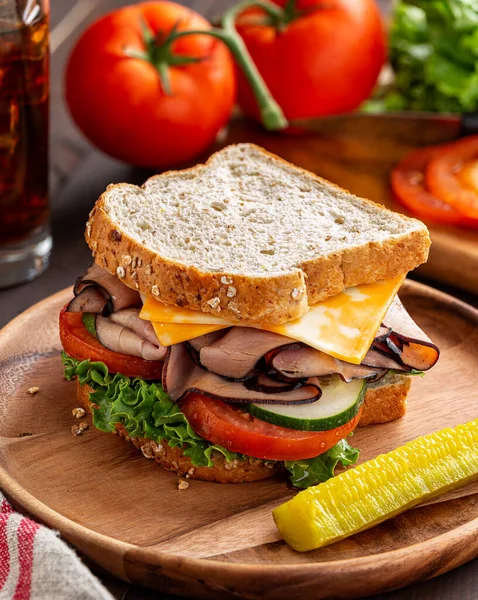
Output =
[
  {"x1": 458, "y1": 159, "x2": 478, "y2": 191},
  {"x1": 59, "y1": 306, "x2": 163, "y2": 380},
  {"x1": 391, "y1": 145, "x2": 478, "y2": 228},
  {"x1": 181, "y1": 392, "x2": 363, "y2": 461},
  {"x1": 426, "y1": 135, "x2": 478, "y2": 220}
]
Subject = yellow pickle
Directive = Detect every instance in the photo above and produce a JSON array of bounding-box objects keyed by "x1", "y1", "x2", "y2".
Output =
[{"x1": 273, "y1": 418, "x2": 478, "y2": 552}]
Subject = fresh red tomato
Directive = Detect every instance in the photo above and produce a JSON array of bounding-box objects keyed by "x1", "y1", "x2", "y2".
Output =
[
  {"x1": 426, "y1": 135, "x2": 478, "y2": 219},
  {"x1": 59, "y1": 307, "x2": 163, "y2": 380},
  {"x1": 392, "y1": 144, "x2": 478, "y2": 228},
  {"x1": 236, "y1": 0, "x2": 386, "y2": 123},
  {"x1": 65, "y1": 1, "x2": 235, "y2": 168},
  {"x1": 181, "y1": 393, "x2": 363, "y2": 461}
]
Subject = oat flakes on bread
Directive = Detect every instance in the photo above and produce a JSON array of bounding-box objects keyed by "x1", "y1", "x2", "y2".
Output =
[{"x1": 85, "y1": 143, "x2": 430, "y2": 326}]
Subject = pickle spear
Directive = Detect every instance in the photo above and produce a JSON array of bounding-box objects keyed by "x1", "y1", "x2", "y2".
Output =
[{"x1": 273, "y1": 419, "x2": 478, "y2": 552}]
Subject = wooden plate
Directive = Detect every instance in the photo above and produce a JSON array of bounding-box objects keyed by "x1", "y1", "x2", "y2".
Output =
[
  {"x1": 214, "y1": 120, "x2": 478, "y2": 295},
  {"x1": 0, "y1": 281, "x2": 477, "y2": 599}
]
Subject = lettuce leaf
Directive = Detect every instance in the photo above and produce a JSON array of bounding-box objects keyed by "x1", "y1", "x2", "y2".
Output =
[
  {"x1": 284, "y1": 438, "x2": 360, "y2": 489},
  {"x1": 62, "y1": 353, "x2": 241, "y2": 467},
  {"x1": 62, "y1": 353, "x2": 360, "y2": 486},
  {"x1": 365, "y1": 0, "x2": 478, "y2": 113},
  {"x1": 407, "y1": 369, "x2": 425, "y2": 377}
]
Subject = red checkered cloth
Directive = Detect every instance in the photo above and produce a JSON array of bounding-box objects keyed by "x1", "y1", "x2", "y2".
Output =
[{"x1": 0, "y1": 492, "x2": 113, "y2": 600}]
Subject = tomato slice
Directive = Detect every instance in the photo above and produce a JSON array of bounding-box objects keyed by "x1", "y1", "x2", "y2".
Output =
[
  {"x1": 181, "y1": 393, "x2": 363, "y2": 461},
  {"x1": 426, "y1": 135, "x2": 478, "y2": 219},
  {"x1": 458, "y1": 159, "x2": 478, "y2": 192},
  {"x1": 391, "y1": 145, "x2": 478, "y2": 228},
  {"x1": 59, "y1": 306, "x2": 163, "y2": 379}
]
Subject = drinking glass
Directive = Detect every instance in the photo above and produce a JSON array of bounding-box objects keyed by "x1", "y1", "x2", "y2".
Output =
[{"x1": 0, "y1": 0, "x2": 50, "y2": 288}]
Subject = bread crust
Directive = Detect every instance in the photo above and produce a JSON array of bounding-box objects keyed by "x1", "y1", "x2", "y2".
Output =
[
  {"x1": 300, "y1": 230, "x2": 430, "y2": 306},
  {"x1": 77, "y1": 374, "x2": 412, "y2": 484},
  {"x1": 358, "y1": 375, "x2": 411, "y2": 428},
  {"x1": 77, "y1": 382, "x2": 281, "y2": 484},
  {"x1": 85, "y1": 144, "x2": 430, "y2": 326}
]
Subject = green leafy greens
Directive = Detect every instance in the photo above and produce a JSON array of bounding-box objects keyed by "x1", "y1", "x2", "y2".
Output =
[
  {"x1": 62, "y1": 353, "x2": 360, "y2": 487},
  {"x1": 284, "y1": 439, "x2": 360, "y2": 490},
  {"x1": 367, "y1": 0, "x2": 478, "y2": 113},
  {"x1": 81, "y1": 313, "x2": 97, "y2": 337},
  {"x1": 62, "y1": 353, "x2": 239, "y2": 467}
]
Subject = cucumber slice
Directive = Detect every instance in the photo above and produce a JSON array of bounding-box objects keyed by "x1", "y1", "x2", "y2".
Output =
[
  {"x1": 82, "y1": 313, "x2": 97, "y2": 337},
  {"x1": 248, "y1": 377, "x2": 365, "y2": 431}
]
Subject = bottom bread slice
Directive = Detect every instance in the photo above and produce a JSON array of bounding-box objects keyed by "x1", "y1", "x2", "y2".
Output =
[
  {"x1": 358, "y1": 372, "x2": 411, "y2": 428},
  {"x1": 76, "y1": 373, "x2": 411, "y2": 484}
]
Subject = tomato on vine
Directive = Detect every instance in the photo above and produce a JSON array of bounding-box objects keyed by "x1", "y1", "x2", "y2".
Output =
[{"x1": 236, "y1": 0, "x2": 387, "y2": 123}]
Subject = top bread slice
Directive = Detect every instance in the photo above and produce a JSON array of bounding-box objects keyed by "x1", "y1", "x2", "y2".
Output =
[{"x1": 86, "y1": 143, "x2": 430, "y2": 326}]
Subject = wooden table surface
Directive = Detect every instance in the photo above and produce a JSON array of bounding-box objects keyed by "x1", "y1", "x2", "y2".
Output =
[{"x1": 0, "y1": 1, "x2": 477, "y2": 598}]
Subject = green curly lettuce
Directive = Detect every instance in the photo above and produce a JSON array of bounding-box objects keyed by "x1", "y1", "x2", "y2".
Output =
[
  {"x1": 62, "y1": 352, "x2": 239, "y2": 467},
  {"x1": 62, "y1": 353, "x2": 360, "y2": 486},
  {"x1": 284, "y1": 438, "x2": 360, "y2": 489},
  {"x1": 365, "y1": 0, "x2": 478, "y2": 113}
]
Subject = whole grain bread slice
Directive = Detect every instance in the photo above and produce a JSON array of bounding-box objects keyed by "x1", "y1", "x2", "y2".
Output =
[{"x1": 86, "y1": 144, "x2": 430, "y2": 326}]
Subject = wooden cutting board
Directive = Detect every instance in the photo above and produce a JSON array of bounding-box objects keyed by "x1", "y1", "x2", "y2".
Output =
[
  {"x1": 213, "y1": 120, "x2": 478, "y2": 296},
  {"x1": 0, "y1": 281, "x2": 477, "y2": 598}
]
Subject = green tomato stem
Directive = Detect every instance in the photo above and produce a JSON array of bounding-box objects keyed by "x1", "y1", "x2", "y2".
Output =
[
  {"x1": 161, "y1": 0, "x2": 288, "y2": 131},
  {"x1": 157, "y1": 61, "x2": 172, "y2": 95}
]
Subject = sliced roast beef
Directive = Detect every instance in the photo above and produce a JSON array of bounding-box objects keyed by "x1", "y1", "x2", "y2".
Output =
[
  {"x1": 361, "y1": 348, "x2": 407, "y2": 371},
  {"x1": 199, "y1": 327, "x2": 295, "y2": 379},
  {"x1": 109, "y1": 309, "x2": 160, "y2": 346},
  {"x1": 270, "y1": 346, "x2": 385, "y2": 382},
  {"x1": 374, "y1": 325, "x2": 392, "y2": 343},
  {"x1": 187, "y1": 330, "x2": 228, "y2": 353},
  {"x1": 67, "y1": 286, "x2": 110, "y2": 314},
  {"x1": 96, "y1": 316, "x2": 167, "y2": 361},
  {"x1": 244, "y1": 372, "x2": 310, "y2": 393},
  {"x1": 179, "y1": 296, "x2": 438, "y2": 384},
  {"x1": 380, "y1": 297, "x2": 440, "y2": 371},
  {"x1": 163, "y1": 344, "x2": 321, "y2": 404},
  {"x1": 72, "y1": 262, "x2": 140, "y2": 314}
]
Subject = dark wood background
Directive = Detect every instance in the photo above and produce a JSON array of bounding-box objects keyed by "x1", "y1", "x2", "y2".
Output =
[{"x1": 0, "y1": 0, "x2": 477, "y2": 598}]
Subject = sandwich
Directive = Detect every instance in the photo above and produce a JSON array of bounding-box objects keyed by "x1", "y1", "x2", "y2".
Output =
[{"x1": 60, "y1": 144, "x2": 439, "y2": 487}]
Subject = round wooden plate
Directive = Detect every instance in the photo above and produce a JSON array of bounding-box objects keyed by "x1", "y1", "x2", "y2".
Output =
[{"x1": 0, "y1": 281, "x2": 477, "y2": 599}]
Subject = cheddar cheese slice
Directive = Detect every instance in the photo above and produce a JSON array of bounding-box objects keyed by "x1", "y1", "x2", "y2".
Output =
[
  {"x1": 267, "y1": 276, "x2": 405, "y2": 363},
  {"x1": 140, "y1": 276, "x2": 405, "y2": 364},
  {"x1": 141, "y1": 302, "x2": 236, "y2": 325},
  {"x1": 151, "y1": 322, "x2": 229, "y2": 347}
]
